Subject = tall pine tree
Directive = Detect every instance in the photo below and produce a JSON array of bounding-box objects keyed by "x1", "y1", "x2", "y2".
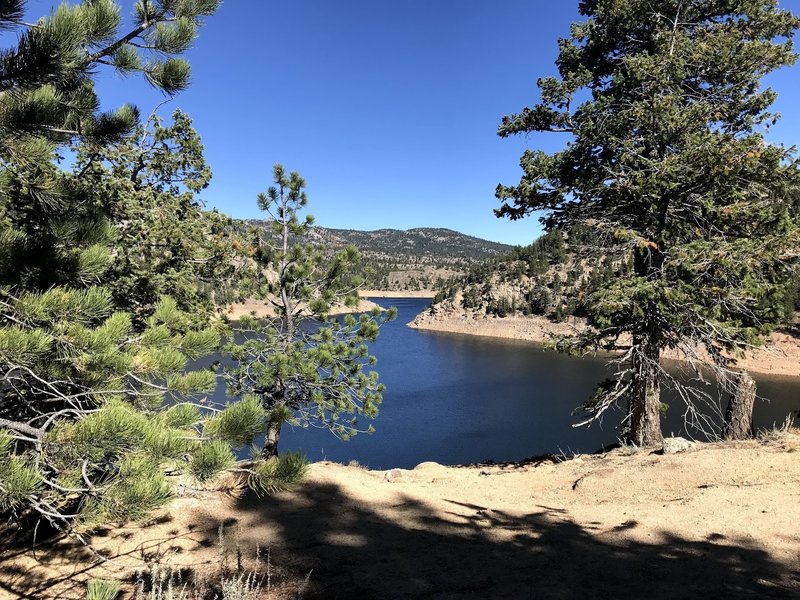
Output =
[
  {"x1": 224, "y1": 165, "x2": 396, "y2": 458},
  {"x1": 496, "y1": 0, "x2": 800, "y2": 445}
]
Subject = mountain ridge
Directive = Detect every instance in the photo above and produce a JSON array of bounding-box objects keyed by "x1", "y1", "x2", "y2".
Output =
[{"x1": 240, "y1": 220, "x2": 515, "y2": 291}]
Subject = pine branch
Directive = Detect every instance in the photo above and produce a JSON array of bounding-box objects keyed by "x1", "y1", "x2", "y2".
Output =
[
  {"x1": 0, "y1": 417, "x2": 42, "y2": 439},
  {"x1": 84, "y1": 21, "x2": 154, "y2": 66}
]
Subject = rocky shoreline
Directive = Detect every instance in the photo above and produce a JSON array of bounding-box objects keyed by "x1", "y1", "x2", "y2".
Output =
[
  {"x1": 410, "y1": 308, "x2": 800, "y2": 378},
  {"x1": 225, "y1": 297, "x2": 381, "y2": 320},
  {"x1": 410, "y1": 309, "x2": 586, "y2": 344}
]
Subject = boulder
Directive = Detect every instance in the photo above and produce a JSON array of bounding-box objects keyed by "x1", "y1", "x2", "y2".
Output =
[
  {"x1": 383, "y1": 468, "x2": 404, "y2": 482},
  {"x1": 662, "y1": 437, "x2": 696, "y2": 454},
  {"x1": 413, "y1": 461, "x2": 448, "y2": 473}
]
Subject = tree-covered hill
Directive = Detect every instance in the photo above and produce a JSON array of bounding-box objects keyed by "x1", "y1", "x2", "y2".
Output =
[
  {"x1": 240, "y1": 221, "x2": 514, "y2": 291},
  {"x1": 429, "y1": 227, "x2": 800, "y2": 325},
  {"x1": 310, "y1": 227, "x2": 513, "y2": 262}
]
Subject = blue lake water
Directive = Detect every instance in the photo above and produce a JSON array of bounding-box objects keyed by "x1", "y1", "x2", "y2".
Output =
[{"x1": 213, "y1": 298, "x2": 800, "y2": 469}]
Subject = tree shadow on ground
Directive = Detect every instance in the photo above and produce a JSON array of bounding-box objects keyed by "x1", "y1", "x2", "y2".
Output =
[
  {"x1": 2, "y1": 476, "x2": 798, "y2": 600},
  {"x1": 0, "y1": 531, "x2": 94, "y2": 600},
  {"x1": 0, "y1": 517, "x2": 217, "y2": 600},
  {"x1": 188, "y1": 480, "x2": 799, "y2": 600}
]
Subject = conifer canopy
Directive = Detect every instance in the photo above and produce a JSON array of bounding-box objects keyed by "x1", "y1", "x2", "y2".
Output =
[
  {"x1": 497, "y1": 0, "x2": 800, "y2": 445},
  {"x1": 224, "y1": 165, "x2": 397, "y2": 459},
  {"x1": 0, "y1": 1, "x2": 255, "y2": 532}
]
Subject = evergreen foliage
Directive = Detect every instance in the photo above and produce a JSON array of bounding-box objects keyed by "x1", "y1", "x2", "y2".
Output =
[
  {"x1": 0, "y1": 1, "x2": 256, "y2": 534},
  {"x1": 496, "y1": 0, "x2": 800, "y2": 445},
  {"x1": 432, "y1": 226, "x2": 630, "y2": 321},
  {"x1": 224, "y1": 165, "x2": 396, "y2": 458},
  {"x1": 73, "y1": 108, "x2": 240, "y2": 323},
  {"x1": 247, "y1": 451, "x2": 308, "y2": 496}
]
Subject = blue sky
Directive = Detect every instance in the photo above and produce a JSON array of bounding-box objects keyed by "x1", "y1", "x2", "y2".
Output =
[{"x1": 28, "y1": 1, "x2": 800, "y2": 245}]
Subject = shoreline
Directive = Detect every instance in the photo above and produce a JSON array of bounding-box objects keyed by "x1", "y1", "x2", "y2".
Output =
[
  {"x1": 359, "y1": 289, "x2": 435, "y2": 298},
  {"x1": 225, "y1": 298, "x2": 381, "y2": 320},
  {"x1": 410, "y1": 311, "x2": 800, "y2": 378}
]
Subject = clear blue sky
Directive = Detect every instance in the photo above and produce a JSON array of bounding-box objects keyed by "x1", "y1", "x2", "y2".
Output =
[{"x1": 33, "y1": 1, "x2": 800, "y2": 245}]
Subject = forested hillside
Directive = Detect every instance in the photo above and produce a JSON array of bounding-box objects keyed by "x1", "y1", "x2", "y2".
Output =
[
  {"x1": 240, "y1": 221, "x2": 514, "y2": 291},
  {"x1": 429, "y1": 227, "x2": 800, "y2": 326}
]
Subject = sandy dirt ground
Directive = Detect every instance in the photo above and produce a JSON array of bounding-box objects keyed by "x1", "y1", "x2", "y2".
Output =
[
  {"x1": 225, "y1": 298, "x2": 381, "y2": 320},
  {"x1": 410, "y1": 311, "x2": 800, "y2": 378},
  {"x1": 2, "y1": 432, "x2": 799, "y2": 599},
  {"x1": 358, "y1": 290, "x2": 435, "y2": 298}
]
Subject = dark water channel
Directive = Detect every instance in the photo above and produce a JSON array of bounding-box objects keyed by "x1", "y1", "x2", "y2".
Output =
[{"x1": 211, "y1": 298, "x2": 800, "y2": 469}]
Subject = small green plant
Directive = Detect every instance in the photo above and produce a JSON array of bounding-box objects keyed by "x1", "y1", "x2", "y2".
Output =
[
  {"x1": 86, "y1": 580, "x2": 120, "y2": 600},
  {"x1": 248, "y1": 452, "x2": 309, "y2": 496}
]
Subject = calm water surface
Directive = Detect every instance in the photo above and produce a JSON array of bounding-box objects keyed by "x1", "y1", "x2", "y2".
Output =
[{"x1": 217, "y1": 298, "x2": 800, "y2": 469}]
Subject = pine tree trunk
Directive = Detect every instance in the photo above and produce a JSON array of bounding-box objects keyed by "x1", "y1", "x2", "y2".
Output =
[
  {"x1": 262, "y1": 420, "x2": 282, "y2": 458},
  {"x1": 629, "y1": 338, "x2": 664, "y2": 447},
  {"x1": 723, "y1": 371, "x2": 756, "y2": 441}
]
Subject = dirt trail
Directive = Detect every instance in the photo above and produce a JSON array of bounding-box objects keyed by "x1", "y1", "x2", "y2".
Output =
[{"x1": 2, "y1": 433, "x2": 799, "y2": 599}]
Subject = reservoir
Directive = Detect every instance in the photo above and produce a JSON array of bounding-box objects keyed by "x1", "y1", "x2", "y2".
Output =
[{"x1": 218, "y1": 297, "x2": 800, "y2": 469}]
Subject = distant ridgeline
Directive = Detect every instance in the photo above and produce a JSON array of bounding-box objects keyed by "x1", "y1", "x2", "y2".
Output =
[
  {"x1": 238, "y1": 220, "x2": 513, "y2": 291},
  {"x1": 432, "y1": 225, "x2": 800, "y2": 324}
]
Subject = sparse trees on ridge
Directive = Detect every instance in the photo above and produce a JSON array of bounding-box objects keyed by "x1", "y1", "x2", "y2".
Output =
[
  {"x1": 496, "y1": 0, "x2": 800, "y2": 445},
  {"x1": 224, "y1": 165, "x2": 396, "y2": 458}
]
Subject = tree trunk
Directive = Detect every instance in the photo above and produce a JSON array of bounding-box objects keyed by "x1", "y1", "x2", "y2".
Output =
[
  {"x1": 262, "y1": 419, "x2": 282, "y2": 458},
  {"x1": 723, "y1": 371, "x2": 756, "y2": 440},
  {"x1": 629, "y1": 338, "x2": 664, "y2": 447},
  {"x1": 627, "y1": 246, "x2": 665, "y2": 448}
]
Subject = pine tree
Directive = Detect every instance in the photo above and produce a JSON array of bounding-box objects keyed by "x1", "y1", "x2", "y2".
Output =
[
  {"x1": 496, "y1": 0, "x2": 800, "y2": 445},
  {"x1": 73, "y1": 108, "x2": 239, "y2": 324},
  {"x1": 224, "y1": 165, "x2": 396, "y2": 458},
  {"x1": 0, "y1": 1, "x2": 269, "y2": 533}
]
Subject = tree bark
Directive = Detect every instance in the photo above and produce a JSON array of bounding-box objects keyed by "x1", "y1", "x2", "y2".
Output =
[
  {"x1": 723, "y1": 371, "x2": 756, "y2": 440},
  {"x1": 0, "y1": 418, "x2": 42, "y2": 439},
  {"x1": 629, "y1": 338, "x2": 664, "y2": 447},
  {"x1": 262, "y1": 419, "x2": 282, "y2": 458}
]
